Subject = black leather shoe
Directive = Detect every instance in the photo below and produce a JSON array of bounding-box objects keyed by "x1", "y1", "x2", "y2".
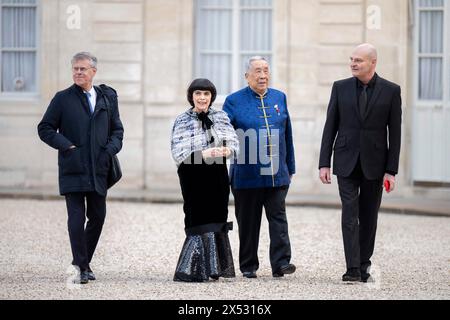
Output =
[
  {"x1": 360, "y1": 272, "x2": 371, "y2": 283},
  {"x1": 360, "y1": 264, "x2": 371, "y2": 282},
  {"x1": 342, "y1": 268, "x2": 361, "y2": 282},
  {"x1": 243, "y1": 271, "x2": 257, "y2": 278},
  {"x1": 273, "y1": 264, "x2": 296, "y2": 277},
  {"x1": 87, "y1": 268, "x2": 96, "y2": 281},
  {"x1": 74, "y1": 271, "x2": 89, "y2": 284}
]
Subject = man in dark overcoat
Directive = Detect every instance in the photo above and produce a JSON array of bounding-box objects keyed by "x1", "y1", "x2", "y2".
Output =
[{"x1": 38, "y1": 52, "x2": 124, "y2": 284}]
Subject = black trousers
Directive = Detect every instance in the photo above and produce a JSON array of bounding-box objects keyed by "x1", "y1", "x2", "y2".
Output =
[
  {"x1": 65, "y1": 192, "x2": 106, "y2": 270},
  {"x1": 232, "y1": 186, "x2": 291, "y2": 273},
  {"x1": 337, "y1": 160, "x2": 383, "y2": 271}
]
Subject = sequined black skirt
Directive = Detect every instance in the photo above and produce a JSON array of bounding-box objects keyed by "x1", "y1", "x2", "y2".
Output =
[{"x1": 174, "y1": 222, "x2": 235, "y2": 282}]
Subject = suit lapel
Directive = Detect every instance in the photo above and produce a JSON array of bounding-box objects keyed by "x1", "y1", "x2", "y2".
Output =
[
  {"x1": 72, "y1": 84, "x2": 92, "y2": 116},
  {"x1": 93, "y1": 86, "x2": 107, "y2": 117}
]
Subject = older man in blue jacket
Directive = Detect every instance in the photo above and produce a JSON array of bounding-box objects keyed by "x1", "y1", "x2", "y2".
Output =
[
  {"x1": 38, "y1": 52, "x2": 123, "y2": 284},
  {"x1": 223, "y1": 56, "x2": 296, "y2": 278}
]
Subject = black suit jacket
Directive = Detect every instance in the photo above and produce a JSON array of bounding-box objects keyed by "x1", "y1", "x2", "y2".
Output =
[
  {"x1": 319, "y1": 75, "x2": 402, "y2": 180},
  {"x1": 38, "y1": 84, "x2": 124, "y2": 196}
]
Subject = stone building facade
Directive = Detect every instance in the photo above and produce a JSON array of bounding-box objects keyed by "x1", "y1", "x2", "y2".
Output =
[{"x1": 0, "y1": 0, "x2": 449, "y2": 200}]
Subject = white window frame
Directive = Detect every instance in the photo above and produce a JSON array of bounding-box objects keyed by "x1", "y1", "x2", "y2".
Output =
[
  {"x1": 194, "y1": 0, "x2": 273, "y2": 101},
  {"x1": 412, "y1": 0, "x2": 450, "y2": 183},
  {"x1": 0, "y1": 0, "x2": 40, "y2": 99},
  {"x1": 413, "y1": 0, "x2": 448, "y2": 106}
]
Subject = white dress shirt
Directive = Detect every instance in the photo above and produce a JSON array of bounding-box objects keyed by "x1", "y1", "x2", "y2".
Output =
[{"x1": 84, "y1": 86, "x2": 97, "y2": 114}]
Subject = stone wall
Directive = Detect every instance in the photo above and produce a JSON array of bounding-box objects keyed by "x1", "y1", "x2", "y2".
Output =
[{"x1": 1, "y1": 0, "x2": 447, "y2": 199}]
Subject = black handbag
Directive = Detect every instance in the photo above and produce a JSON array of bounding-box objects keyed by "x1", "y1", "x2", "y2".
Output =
[
  {"x1": 108, "y1": 153, "x2": 122, "y2": 189},
  {"x1": 101, "y1": 89, "x2": 122, "y2": 189}
]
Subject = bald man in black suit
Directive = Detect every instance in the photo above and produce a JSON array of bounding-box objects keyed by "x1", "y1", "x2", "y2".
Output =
[{"x1": 319, "y1": 43, "x2": 402, "y2": 282}]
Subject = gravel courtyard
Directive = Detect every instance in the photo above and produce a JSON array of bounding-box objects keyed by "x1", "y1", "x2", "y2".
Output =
[{"x1": 0, "y1": 198, "x2": 449, "y2": 300}]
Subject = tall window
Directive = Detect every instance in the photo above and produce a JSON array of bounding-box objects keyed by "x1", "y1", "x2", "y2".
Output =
[
  {"x1": 0, "y1": 0, "x2": 38, "y2": 94},
  {"x1": 195, "y1": 0, "x2": 273, "y2": 97},
  {"x1": 412, "y1": 0, "x2": 450, "y2": 183},
  {"x1": 415, "y1": 0, "x2": 446, "y2": 101}
]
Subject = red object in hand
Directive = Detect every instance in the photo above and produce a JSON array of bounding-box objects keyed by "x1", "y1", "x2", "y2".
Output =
[{"x1": 384, "y1": 180, "x2": 391, "y2": 192}]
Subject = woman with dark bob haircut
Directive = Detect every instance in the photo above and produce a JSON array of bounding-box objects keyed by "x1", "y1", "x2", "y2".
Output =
[{"x1": 170, "y1": 78, "x2": 239, "y2": 282}]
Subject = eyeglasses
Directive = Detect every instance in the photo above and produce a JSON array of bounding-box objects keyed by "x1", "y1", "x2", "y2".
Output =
[{"x1": 72, "y1": 66, "x2": 95, "y2": 73}]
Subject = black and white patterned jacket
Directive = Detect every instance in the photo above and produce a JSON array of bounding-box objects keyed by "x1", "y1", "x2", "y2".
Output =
[{"x1": 171, "y1": 107, "x2": 239, "y2": 166}]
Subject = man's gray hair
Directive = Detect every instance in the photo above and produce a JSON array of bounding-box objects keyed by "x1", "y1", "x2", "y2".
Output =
[
  {"x1": 245, "y1": 56, "x2": 270, "y2": 72},
  {"x1": 71, "y1": 52, "x2": 97, "y2": 68}
]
